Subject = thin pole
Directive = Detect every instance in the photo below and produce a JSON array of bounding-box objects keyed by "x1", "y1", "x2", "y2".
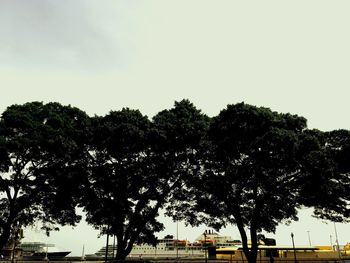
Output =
[
  {"x1": 81, "y1": 245, "x2": 85, "y2": 260},
  {"x1": 333, "y1": 223, "x2": 342, "y2": 259},
  {"x1": 105, "y1": 227, "x2": 110, "y2": 263},
  {"x1": 44, "y1": 243, "x2": 48, "y2": 261},
  {"x1": 112, "y1": 235, "x2": 116, "y2": 258},
  {"x1": 176, "y1": 221, "x2": 178, "y2": 260},
  {"x1": 291, "y1": 233, "x2": 297, "y2": 263},
  {"x1": 307, "y1": 231, "x2": 311, "y2": 246},
  {"x1": 204, "y1": 231, "x2": 207, "y2": 263}
]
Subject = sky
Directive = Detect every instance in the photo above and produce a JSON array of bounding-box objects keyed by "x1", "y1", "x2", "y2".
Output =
[{"x1": 1, "y1": 0, "x2": 350, "y2": 256}]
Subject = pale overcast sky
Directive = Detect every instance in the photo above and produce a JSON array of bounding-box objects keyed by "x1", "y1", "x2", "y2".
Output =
[{"x1": 1, "y1": 0, "x2": 349, "y2": 256}]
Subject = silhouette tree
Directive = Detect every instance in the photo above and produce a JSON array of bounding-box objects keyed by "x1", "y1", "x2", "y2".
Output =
[
  {"x1": 298, "y1": 129, "x2": 350, "y2": 221},
  {"x1": 0, "y1": 102, "x2": 89, "y2": 251},
  {"x1": 170, "y1": 103, "x2": 307, "y2": 263},
  {"x1": 82, "y1": 108, "x2": 159, "y2": 260},
  {"x1": 82, "y1": 100, "x2": 209, "y2": 260}
]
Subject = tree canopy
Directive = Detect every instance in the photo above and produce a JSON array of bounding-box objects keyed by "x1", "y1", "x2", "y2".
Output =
[
  {"x1": 82, "y1": 108, "x2": 159, "y2": 260},
  {"x1": 168, "y1": 103, "x2": 309, "y2": 263},
  {"x1": 81, "y1": 100, "x2": 209, "y2": 260},
  {"x1": 0, "y1": 100, "x2": 349, "y2": 262},
  {"x1": 0, "y1": 102, "x2": 90, "y2": 250},
  {"x1": 298, "y1": 129, "x2": 350, "y2": 221}
]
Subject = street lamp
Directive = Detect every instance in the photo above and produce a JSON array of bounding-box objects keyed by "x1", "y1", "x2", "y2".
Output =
[
  {"x1": 307, "y1": 231, "x2": 311, "y2": 247},
  {"x1": 333, "y1": 223, "x2": 342, "y2": 259},
  {"x1": 204, "y1": 231, "x2": 207, "y2": 263},
  {"x1": 291, "y1": 233, "x2": 297, "y2": 263},
  {"x1": 176, "y1": 221, "x2": 179, "y2": 260}
]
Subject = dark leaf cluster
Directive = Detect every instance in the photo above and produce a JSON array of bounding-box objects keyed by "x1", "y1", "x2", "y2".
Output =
[{"x1": 0, "y1": 100, "x2": 349, "y2": 263}]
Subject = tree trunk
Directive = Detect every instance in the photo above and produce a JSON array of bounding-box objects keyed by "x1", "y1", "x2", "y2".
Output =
[
  {"x1": 115, "y1": 234, "x2": 127, "y2": 260},
  {"x1": 0, "y1": 225, "x2": 11, "y2": 251},
  {"x1": 0, "y1": 209, "x2": 15, "y2": 252},
  {"x1": 248, "y1": 226, "x2": 259, "y2": 263},
  {"x1": 234, "y1": 211, "x2": 258, "y2": 263},
  {"x1": 115, "y1": 251, "x2": 127, "y2": 261}
]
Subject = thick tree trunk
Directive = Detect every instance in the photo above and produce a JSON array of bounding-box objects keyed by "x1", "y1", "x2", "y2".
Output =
[
  {"x1": 115, "y1": 246, "x2": 127, "y2": 260},
  {"x1": 115, "y1": 234, "x2": 136, "y2": 260},
  {"x1": 115, "y1": 244, "x2": 133, "y2": 260},
  {"x1": 234, "y1": 209, "x2": 258, "y2": 263},
  {"x1": 236, "y1": 223, "x2": 258, "y2": 263},
  {"x1": 241, "y1": 237, "x2": 258, "y2": 263},
  {"x1": 115, "y1": 251, "x2": 127, "y2": 260},
  {"x1": 115, "y1": 234, "x2": 127, "y2": 260},
  {"x1": 248, "y1": 220, "x2": 259, "y2": 263},
  {"x1": 0, "y1": 205, "x2": 16, "y2": 252},
  {"x1": 0, "y1": 225, "x2": 12, "y2": 251}
]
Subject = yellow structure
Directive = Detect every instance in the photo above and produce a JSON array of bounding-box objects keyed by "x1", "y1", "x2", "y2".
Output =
[
  {"x1": 343, "y1": 243, "x2": 350, "y2": 256},
  {"x1": 216, "y1": 245, "x2": 341, "y2": 263}
]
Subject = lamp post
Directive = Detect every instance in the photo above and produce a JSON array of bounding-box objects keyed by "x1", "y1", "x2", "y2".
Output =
[
  {"x1": 307, "y1": 231, "x2": 311, "y2": 247},
  {"x1": 204, "y1": 231, "x2": 207, "y2": 263},
  {"x1": 333, "y1": 223, "x2": 342, "y2": 259},
  {"x1": 44, "y1": 243, "x2": 48, "y2": 261},
  {"x1": 176, "y1": 221, "x2": 179, "y2": 260},
  {"x1": 291, "y1": 233, "x2": 297, "y2": 263}
]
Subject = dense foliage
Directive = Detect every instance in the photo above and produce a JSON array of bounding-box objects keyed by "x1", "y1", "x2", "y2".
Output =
[
  {"x1": 0, "y1": 100, "x2": 349, "y2": 263},
  {"x1": 298, "y1": 129, "x2": 350, "y2": 221},
  {"x1": 81, "y1": 100, "x2": 209, "y2": 259},
  {"x1": 167, "y1": 103, "x2": 311, "y2": 263},
  {"x1": 0, "y1": 102, "x2": 89, "y2": 250},
  {"x1": 82, "y1": 108, "x2": 159, "y2": 260}
]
